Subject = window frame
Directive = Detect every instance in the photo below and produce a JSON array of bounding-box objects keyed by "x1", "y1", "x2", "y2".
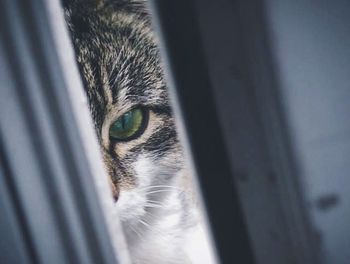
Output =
[{"x1": 0, "y1": 0, "x2": 129, "y2": 263}]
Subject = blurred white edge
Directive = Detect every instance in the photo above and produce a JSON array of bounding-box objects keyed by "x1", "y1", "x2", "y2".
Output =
[
  {"x1": 148, "y1": 2, "x2": 219, "y2": 264},
  {"x1": 43, "y1": 0, "x2": 131, "y2": 263}
]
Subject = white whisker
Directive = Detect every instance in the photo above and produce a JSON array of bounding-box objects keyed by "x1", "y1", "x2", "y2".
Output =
[
  {"x1": 145, "y1": 189, "x2": 178, "y2": 195},
  {"x1": 138, "y1": 185, "x2": 183, "y2": 191},
  {"x1": 144, "y1": 203, "x2": 164, "y2": 209},
  {"x1": 137, "y1": 217, "x2": 163, "y2": 236},
  {"x1": 145, "y1": 199, "x2": 166, "y2": 205},
  {"x1": 144, "y1": 204, "x2": 162, "y2": 209},
  {"x1": 145, "y1": 189, "x2": 186, "y2": 197},
  {"x1": 138, "y1": 219, "x2": 151, "y2": 228},
  {"x1": 129, "y1": 224, "x2": 143, "y2": 239}
]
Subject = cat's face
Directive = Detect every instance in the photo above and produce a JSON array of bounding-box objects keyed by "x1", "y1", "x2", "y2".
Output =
[{"x1": 65, "y1": 4, "x2": 185, "y2": 231}]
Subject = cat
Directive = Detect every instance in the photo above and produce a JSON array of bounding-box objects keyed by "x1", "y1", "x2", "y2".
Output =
[{"x1": 64, "y1": 0, "x2": 214, "y2": 263}]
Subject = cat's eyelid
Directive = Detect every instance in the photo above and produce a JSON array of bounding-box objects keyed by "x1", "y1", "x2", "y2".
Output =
[
  {"x1": 101, "y1": 104, "x2": 169, "y2": 146},
  {"x1": 103, "y1": 103, "x2": 140, "y2": 128},
  {"x1": 120, "y1": 104, "x2": 144, "y2": 116},
  {"x1": 111, "y1": 104, "x2": 145, "y2": 123},
  {"x1": 112, "y1": 103, "x2": 170, "y2": 121}
]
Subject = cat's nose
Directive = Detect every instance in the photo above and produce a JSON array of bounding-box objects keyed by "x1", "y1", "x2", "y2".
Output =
[
  {"x1": 102, "y1": 150, "x2": 120, "y2": 202},
  {"x1": 109, "y1": 178, "x2": 120, "y2": 202}
]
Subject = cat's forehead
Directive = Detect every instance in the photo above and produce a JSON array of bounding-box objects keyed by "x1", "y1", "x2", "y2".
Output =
[
  {"x1": 83, "y1": 15, "x2": 165, "y2": 93},
  {"x1": 71, "y1": 10, "x2": 169, "y2": 129}
]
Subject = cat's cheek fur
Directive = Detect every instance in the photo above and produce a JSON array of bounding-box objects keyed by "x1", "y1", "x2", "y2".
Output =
[
  {"x1": 114, "y1": 153, "x2": 194, "y2": 262},
  {"x1": 114, "y1": 155, "x2": 153, "y2": 223},
  {"x1": 114, "y1": 153, "x2": 178, "y2": 223}
]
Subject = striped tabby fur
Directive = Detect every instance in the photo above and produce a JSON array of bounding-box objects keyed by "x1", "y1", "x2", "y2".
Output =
[{"x1": 64, "y1": 1, "x2": 213, "y2": 263}]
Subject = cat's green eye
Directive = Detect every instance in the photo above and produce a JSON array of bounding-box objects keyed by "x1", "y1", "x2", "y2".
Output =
[{"x1": 109, "y1": 108, "x2": 146, "y2": 141}]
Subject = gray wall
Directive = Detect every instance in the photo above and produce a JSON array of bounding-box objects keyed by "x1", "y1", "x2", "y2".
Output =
[{"x1": 265, "y1": 1, "x2": 350, "y2": 263}]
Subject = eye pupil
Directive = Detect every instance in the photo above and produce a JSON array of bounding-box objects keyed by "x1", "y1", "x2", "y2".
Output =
[
  {"x1": 109, "y1": 108, "x2": 146, "y2": 141},
  {"x1": 121, "y1": 116, "x2": 126, "y2": 129}
]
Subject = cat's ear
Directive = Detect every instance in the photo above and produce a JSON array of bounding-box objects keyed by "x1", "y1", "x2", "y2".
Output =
[
  {"x1": 63, "y1": 0, "x2": 150, "y2": 37},
  {"x1": 104, "y1": 0, "x2": 149, "y2": 18},
  {"x1": 62, "y1": 0, "x2": 102, "y2": 10},
  {"x1": 63, "y1": 0, "x2": 149, "y2": 18},
  {"x1": 62, "y1": 0, "x2": 101, "y2": 39}
]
